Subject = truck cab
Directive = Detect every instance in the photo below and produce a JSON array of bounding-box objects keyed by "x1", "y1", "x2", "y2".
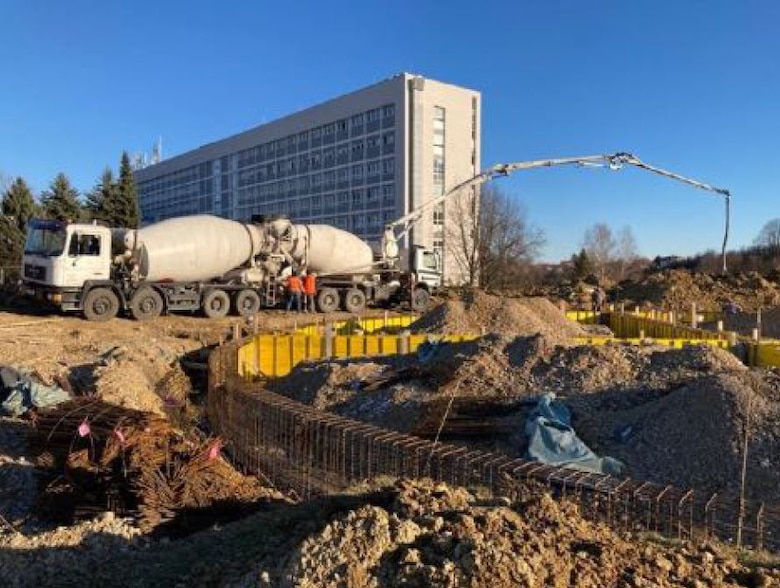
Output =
[
  {"x1": 22, "y1": 220, "x2": 113, "y2": 310},
  {"x1": 410, "y1": 246, "x2": 442, "y2": 291}
]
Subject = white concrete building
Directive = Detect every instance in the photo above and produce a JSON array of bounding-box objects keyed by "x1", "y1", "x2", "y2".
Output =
[{"x1": 134, "y1": 73, "x2": 481, "y2": 282}]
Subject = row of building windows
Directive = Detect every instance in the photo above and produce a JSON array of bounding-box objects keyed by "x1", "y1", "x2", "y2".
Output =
[
  {"x1": 235, "y1": 104, "x2": 396, "y2": 169},
  {"x1": 235, "y1": 157, "x2": 395, "y2": 189},
  {"x1": 236, "y1": 183, "x2": 396, "y2": 209},
  {"x1": 138, "y1": 133, "x2": 396, "y2": 205}
]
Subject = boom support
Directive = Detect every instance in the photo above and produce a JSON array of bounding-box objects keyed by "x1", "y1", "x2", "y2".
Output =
[{"x1": 382, "y1": 152, "x2": 731, "y2": 272}]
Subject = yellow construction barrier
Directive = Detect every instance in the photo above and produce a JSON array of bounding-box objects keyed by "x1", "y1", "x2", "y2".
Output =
[
  {"x1": 295, "y1": 314, "x2": 418, "y2": 336},
  {"x1": 238, "y1": 331, "x2": 476, "y2": 378},
  {"x1": 749, "y1": 341, "x2": 780, "y2": 368},
  {"x1": 573, "y1": 337, "x2": 731, "y2": 350},
  {"x1": 237, "y1": 310, "x2": 780, "y2": 379}
]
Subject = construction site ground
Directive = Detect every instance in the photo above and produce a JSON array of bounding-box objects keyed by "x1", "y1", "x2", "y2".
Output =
[{"x1": 2, "y1": 294, "x2": 780, "y2": 586}]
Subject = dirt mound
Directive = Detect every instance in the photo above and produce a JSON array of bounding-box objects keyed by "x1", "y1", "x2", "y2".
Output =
[
  {"x1": 573, "y1": 371, "x2": 780, "y2": 500},
  {"x1": 615, "y1": 270, "x2": 780, "y2": 312},
  {"x1": 269, "y1": 337, "x2": 772, "y2": 500},
  {"x1": 277, "y1": 479, "x2": 776, "y2": 587},
  {"x1": 411, "y1": 290, "x2": 585, "y2": 341}
]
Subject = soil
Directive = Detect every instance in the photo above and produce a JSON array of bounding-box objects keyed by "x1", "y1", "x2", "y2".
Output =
[
  {"x1": 410, "y1": 290, "x2": 585, "y2": 342},
  {"x1": 2, "y1": 479, "x2": 776, "y2": 587},
  {"x1": 611, "y1": 270, "x2": 780, "y2": 312},
  {"x1": 1, "y1": 301, "x2": 780, "y2": 586},
  {"x1": 268, "y1": 335, "x2": 780, "y2": 502}
]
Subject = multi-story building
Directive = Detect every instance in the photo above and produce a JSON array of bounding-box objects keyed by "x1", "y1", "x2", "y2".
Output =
[{"x1": 134, "y1": 73, "x2": 480, "y2": 282}]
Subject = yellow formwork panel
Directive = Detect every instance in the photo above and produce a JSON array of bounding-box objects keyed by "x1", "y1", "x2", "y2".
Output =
[{"x1": 754, "y1": 342, "x2": 780, "y2": 368}]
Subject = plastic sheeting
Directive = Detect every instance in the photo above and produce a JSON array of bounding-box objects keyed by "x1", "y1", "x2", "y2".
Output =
[
  {"x1": 0, "y1": 366, "x2": 71, "y2": 417},
  {"x1": 525, "y1": 393, "x2": 624, "y2": 475}
]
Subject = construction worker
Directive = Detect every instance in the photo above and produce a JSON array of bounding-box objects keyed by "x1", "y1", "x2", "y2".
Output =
[
  {"x1": 303, "y1": 271, "x2": 317, "y2": 313},
  {"x1": 285, "y1": 272, "x2": 303, "y2": 312},
  {"x1": 591, "y1": 287, "x2": 606, "y2": 313}
]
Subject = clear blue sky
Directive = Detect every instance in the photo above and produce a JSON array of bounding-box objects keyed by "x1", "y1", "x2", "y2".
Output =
[{"x1": 1, "y1": 0, "x2": 778, "y2": 262}]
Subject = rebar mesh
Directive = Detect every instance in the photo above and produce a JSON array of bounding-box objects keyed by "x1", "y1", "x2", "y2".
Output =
[{"x1": 208, "y1": 341, "x2": 780, "y2": 552}]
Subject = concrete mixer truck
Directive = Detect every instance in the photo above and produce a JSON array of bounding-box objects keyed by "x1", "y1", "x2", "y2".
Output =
[{"x1": 20, "y1": 214, "x2": 440, "y2": 321}]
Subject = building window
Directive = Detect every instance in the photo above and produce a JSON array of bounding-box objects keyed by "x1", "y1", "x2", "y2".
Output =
[
  {"x1": 337, "y1": 119, "x2": 348, "y2": 132},
  {"x1": 367, "y1": 161, "x2": 380, "y2": 175},
  {"x1": 433, "y1": 204, "x2": 444, "y2": 226},
  {"x1": 433, "y1": 238, "x2": 444, "y2": 252},
  {"x1": 382, "y1": 158, "x2": 394, "y2": 175},
  {"x1": 382, "y1": 104, "x2": 395, "y2": 118},
  {"x1": 366, "y1": 108, "x2": 380, "y2": 123},
  {"x1": 383, "y1": 131, "x2": 395, "y2": 147},
  {"x1": 351, "y1": 113, "x2": 364, "y2": 127},
  {"x1": 312, "y1": 127, "x2": 322, "y2": 139},
  {"x1": 351, "y1": 189, "x2": 363, "y2": 206},
  {"x1": 352, "y1": 164, "x2": 364, "y2": 179}
]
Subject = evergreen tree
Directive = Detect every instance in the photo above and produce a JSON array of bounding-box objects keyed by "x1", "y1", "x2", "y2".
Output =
[
  {"x1": 41, "y1": 173, "x2": 82, "y2": 221},
  {"x1": 570, "y1": 248, "x2": 594, "y2": 281},
  {"x1": 84, "y1": 168, "x2": 117, "y2": 223},
  {"x1": 1, "y1": 177, "x2": 38, "y2": 231},
  {"x1": 115, "y1": 152, "x2": 140, "y2": 228}
]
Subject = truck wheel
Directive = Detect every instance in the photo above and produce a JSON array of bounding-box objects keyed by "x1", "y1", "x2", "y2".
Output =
[
  {"x1": 203, "y1": 289, "x2": 230, "y2": 318},
  {"x1": 343, "y1": 288, "x2": 366, "y2": 313},
  {"x1": 411, "y1": 288, "x2": 431, "y2": 312},
  {"x1": 129, "y1": 287, "x2": 163, "y2": 321},
  {"x1": 235, "y1": 289, "x2": 261, "y2": 317},
  {"x1": 317, "y1": 288, "x2": 340, "y2": 313},
  {"x1": 82, "y1": 288, "x2": 119, "y2": 322}
]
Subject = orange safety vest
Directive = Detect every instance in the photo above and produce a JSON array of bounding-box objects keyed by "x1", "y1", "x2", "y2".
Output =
[
  {"x1": 303, "y1": 274, "x2": 317, "y2": 295},
  {"x1": 286, "y1": 275, "x2": 302, "y2": 293}
]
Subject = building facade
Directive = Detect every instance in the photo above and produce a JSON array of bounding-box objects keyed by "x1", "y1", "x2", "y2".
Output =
[{"x1": 134, "y1": 73, "x2": 480, "y2": 282}]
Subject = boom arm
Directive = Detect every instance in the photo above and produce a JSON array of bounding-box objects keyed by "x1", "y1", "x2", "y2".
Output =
[{"x1": 381, "y1": 152, "x2": 732, "y2": 272}]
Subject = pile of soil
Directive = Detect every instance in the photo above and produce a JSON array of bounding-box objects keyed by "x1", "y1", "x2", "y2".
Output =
[
  {"x1": 268, "y1": 336, "x2": 780, "y2": 502},
  {"x1": 614, "y1": 270, "x2": 780, "y2": 312},
  {"x1": 410, "y1": 290, "x2": 586, "y2": 341},
  {"x1": 260, "y1": 479, "x2": 777, "y2": 587},
  {"x1": 3, "y1": 479, "x2": 775, "y2": 587}
]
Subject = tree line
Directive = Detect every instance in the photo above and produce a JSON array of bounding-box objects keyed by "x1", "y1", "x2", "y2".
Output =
[{"x1": 0, "y1": 152, "x2": 139, "y2": 278}]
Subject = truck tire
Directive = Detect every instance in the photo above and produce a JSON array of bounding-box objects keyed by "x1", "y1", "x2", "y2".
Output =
[
  {"x1": 411, "y1": 288, "x2": 431, "y2": 312},
  {"x1": 343, "y1": 288, "x2": 366, "y2": 313},
  {"x1": 317, "y1": 288, "x2": 340, "y2": 313},
  {"x1": 129, "y1": 287, "x2": 164, "y2": 321},
  {"x1": 235, "y1": 289, "x2": 261, "y2": 317},
  {"x1": 203, "y1": 289, "x2": 230, "y2": 319},
  {"x1": 82, "y1": 288, "x2": 119, "y2": 322}
]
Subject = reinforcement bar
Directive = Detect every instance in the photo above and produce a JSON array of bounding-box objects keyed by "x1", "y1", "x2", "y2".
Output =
[{"x1": 209, "y1": 339, "x2": 780, "y2": 552}]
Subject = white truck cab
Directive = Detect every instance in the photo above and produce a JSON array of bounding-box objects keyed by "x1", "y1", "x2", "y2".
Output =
[{"x1": 22, "y1": 220, "x2": 113, "y2": 310}]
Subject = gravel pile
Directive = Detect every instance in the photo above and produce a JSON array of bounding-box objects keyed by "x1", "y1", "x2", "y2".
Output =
[
  {"x1": 410, "y1": 290, "x2": 586, "y2": 342},
  {"x1": 251, "y1": 479, "x2": 778, "y2": 587}
]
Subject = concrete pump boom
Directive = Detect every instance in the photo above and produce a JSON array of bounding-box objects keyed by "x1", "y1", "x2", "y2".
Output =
[{"x1": 382, "y1": 152, "x2": 731, "y2": 272}]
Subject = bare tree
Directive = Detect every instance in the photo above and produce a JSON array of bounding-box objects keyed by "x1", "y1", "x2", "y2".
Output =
[
  {"x1": 582, "y1": 223, "x2": 615, "y2": 283},
  {"x1": 446, "y1": 184, "x2": 544, "y2": 288},
  {"x1": 754, "y1": 219, "x2": 780, "y2": 251},
  {"x1": 615, "y1": 225, "x2": 639, "y2": 280},
  {"x1": 444, "y1": 187, "x2": 480, "y2": 286}
]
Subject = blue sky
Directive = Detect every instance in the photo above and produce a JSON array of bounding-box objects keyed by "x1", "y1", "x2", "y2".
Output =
[{"x1": 1, "y1": 0, "x2": 778, "y2": 261}]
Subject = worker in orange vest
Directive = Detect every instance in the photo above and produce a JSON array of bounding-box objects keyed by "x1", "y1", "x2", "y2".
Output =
[
  {"x1": 285, "y1": 272, "x2": 303, "y2": 312},
  {"x1": 303, "y1": 271, "x2": 317, "y2": 313}
]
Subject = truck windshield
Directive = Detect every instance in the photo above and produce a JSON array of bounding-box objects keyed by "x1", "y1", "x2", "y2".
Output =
[{"x1": 24, "y1": 226, "x2": 68, "y2": 256}]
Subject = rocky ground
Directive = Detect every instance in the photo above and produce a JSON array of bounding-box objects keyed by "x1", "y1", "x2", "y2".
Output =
[{"x1": 1, "y1": 294, "x2": 780, "y2": 586}]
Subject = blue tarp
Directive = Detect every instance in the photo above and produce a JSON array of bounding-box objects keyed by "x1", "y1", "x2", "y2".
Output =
[
  {"x1": 525, "y1": 393, "x2": 624, "y2": 475},
  {"x1": 0, "y1": 366, "x2": 71, "y2": 417}
]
